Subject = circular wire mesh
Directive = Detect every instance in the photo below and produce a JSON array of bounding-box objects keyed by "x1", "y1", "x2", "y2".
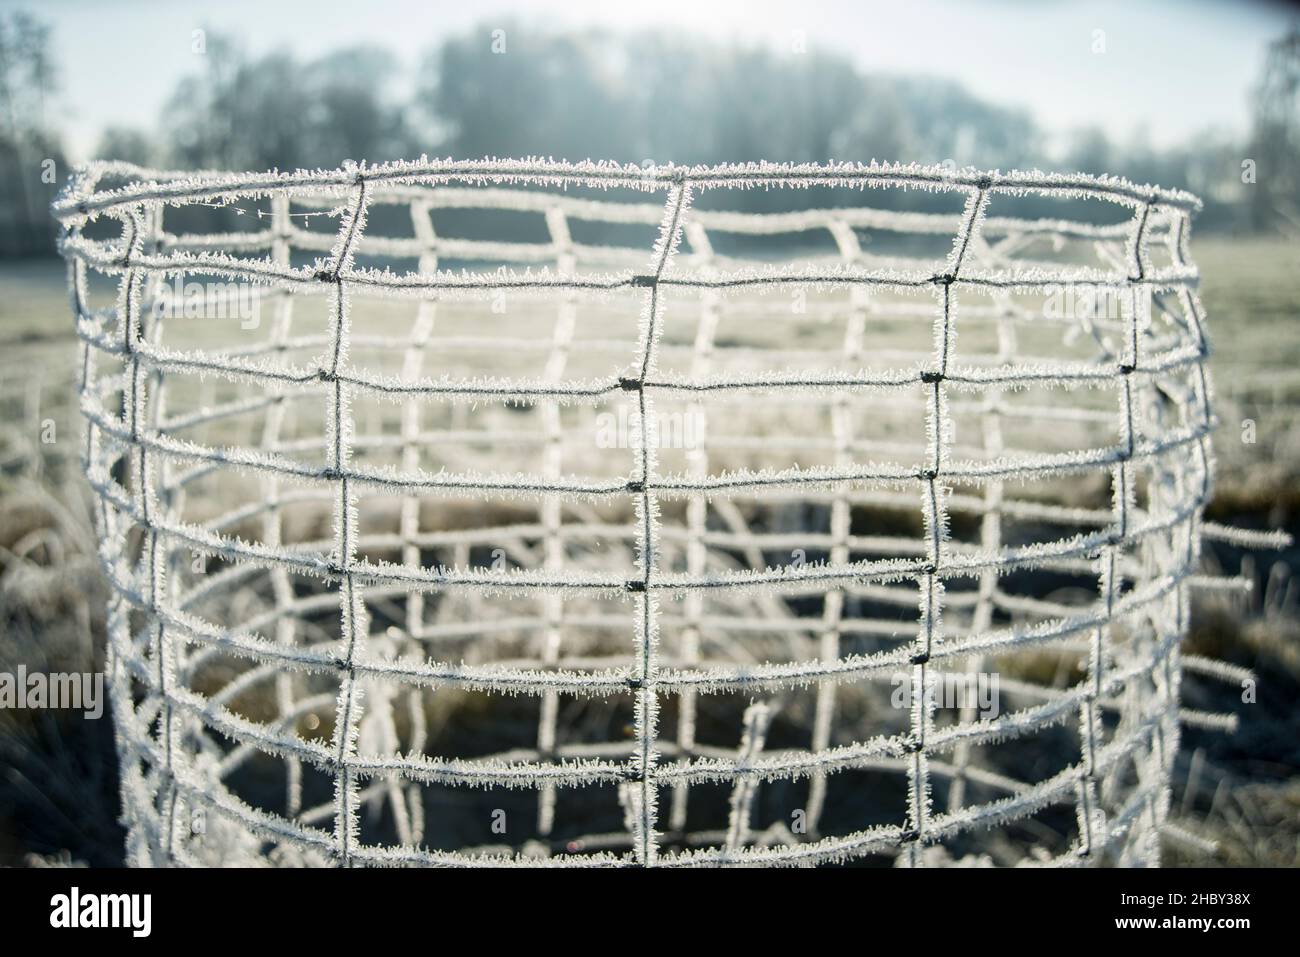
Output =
[{"x1": 52, "y1": 158, "x2": 1245, "y2": 867}]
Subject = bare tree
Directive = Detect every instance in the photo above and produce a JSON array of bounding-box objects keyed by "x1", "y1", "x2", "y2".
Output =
[
  {"x1": 0, "y1": 11, "x2": 64, "y2": 257},
  {"x1": 1248, "y1": 22, "x2": 1300, "y2": 234}
]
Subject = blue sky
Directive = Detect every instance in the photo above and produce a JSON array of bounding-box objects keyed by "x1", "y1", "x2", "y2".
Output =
[{"x1": 7, "y1": 0, "x2": 1294, "y2": 162}]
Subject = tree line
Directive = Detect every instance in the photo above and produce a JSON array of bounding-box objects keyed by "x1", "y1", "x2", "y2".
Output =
[{"x1": 3, "y1": 13, "x2": 1297, "y2": 258}]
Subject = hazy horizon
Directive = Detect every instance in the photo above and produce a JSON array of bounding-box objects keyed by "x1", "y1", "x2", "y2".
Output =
[{"x1": 7, "y1": 0, "x2": 1294, "y2": 164}]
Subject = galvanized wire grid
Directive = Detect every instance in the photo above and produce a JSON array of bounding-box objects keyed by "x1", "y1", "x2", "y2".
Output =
[{"x1": 53, "y1": 158, "x2": 1283, "y2": 867}]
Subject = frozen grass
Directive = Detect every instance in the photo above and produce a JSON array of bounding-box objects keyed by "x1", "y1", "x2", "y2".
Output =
[
  {"x1": 1166, "y1": 551, "x2": 1300, "y2": 866},
  {"x1": 1192, "y1": 237, "x2": 1300, "y2": 513}
]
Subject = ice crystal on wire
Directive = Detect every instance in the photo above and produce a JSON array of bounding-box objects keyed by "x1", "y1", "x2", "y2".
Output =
[{"x1": 53, "y1": 156, "x2": 1283, "y2": 868}]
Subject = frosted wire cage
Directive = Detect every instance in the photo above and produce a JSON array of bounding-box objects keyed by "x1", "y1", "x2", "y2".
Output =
[{"x1": 53, "y1": 159, "x2": 1233, "y2": 867}]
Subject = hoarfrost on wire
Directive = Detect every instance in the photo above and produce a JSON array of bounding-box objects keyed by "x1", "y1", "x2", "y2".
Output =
[{"x1": 54, "y1": 156, "x2": 1286, "y2": 868}]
